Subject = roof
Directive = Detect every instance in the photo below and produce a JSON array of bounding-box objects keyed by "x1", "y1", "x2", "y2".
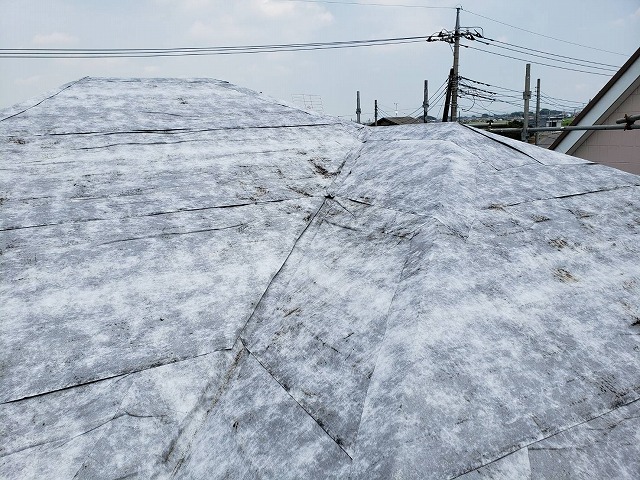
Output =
[
  {"x1": 550, "y1": 46, "x2": 640, "y2": 152},
  {"x1": 370, "y1": 116, "x2": 423, "y2": 126},
  {"x1": 1, "y1": 78, "x2": 640, "y2": 479}
]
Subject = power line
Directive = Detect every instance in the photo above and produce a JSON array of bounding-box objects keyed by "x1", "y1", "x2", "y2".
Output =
[
  {"x1": 0, "y1": 35, "x2": 432, "y2": 58},
  {"x1": 461, "y1": 44, "x2": 612, "y2": 76},
  {"x1": 2, "y1": 36, "x2": 429, "y2": 53},
  {"x1": 406, "y1": 105, "x2": 424, "y2": 117},
  {"x1": 475, "y1": 39, "x2": 617, "y2": 73},
  {"x1": 283, "y1": 3, "x2": 627, "y2": 58},
  {"x1": 486, "y1": 39, "x2": 621, "y2": 68},
  {"x1": 284, "y1": 2, "x2": 627, "y2": 60},
  {"x1": 428, "y1": 78, "x2": 449, "y2": 103},
  {"x1": 459, "y1": 76, "x2": 521, "y2": 94},
  {"x1": 429, "y1": 85, "x2": 449, "y2": 111},
  {"x1": 460, "y1": 77, "x2": 578, "y2": 110},
  {"x1": 539, "y1": 92, "x2": 586, "y2": 105},
  {"x1": 463, "y1": 8, "x2": 626, "y2": 57}
]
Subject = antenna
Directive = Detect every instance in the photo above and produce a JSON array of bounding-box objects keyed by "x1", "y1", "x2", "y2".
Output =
[{"x1": 291, "y1": 94, "x2": 324, "y2": 114}]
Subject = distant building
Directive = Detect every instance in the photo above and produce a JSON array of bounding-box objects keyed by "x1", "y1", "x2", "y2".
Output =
[
  {"x1": 545, "y1": 116, "x2": 564, "y2": 128},
  {"x1": 551, "y1": 46, "x2": 640, "y2": 174}
]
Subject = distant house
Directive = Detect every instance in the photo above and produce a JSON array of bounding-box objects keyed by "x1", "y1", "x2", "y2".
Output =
[
  {"x1": 545, "y1": 116, "x2": 564, "y2": 128},
  {"x1": 551, "y1": 46, "x2": 640, "y2": 174}
]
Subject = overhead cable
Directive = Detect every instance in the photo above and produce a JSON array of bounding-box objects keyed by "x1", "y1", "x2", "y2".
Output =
[
  {"x1": 463, "y1": 9, "x2": 626, "y2": 56},
  {"x1": 475, "y1": 39, "x2": 618, "y2": 72},
  {"x1": 485, "y1": 39, "x2": 621, "y2": 68},
  {"x1": 0, "y1": 35, "x2": 432, "y2": 58},
  {"x1": 461, "y1": 44, "x2": 612, "y2": 76}
]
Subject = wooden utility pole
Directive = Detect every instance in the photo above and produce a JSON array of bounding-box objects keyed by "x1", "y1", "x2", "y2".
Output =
[
  {"x1": 522, "y1": 63, "x2": 531, "y2": 142},
  {"x1": 356, "y1": 91, "x2": 361, "y2": 124},
  {"x1": 423, "y1": 80, "x2": 429, "y2": 123},
  {"x1": 450, "y1": 7, "x2": 461, "y2": 122},
  {"x1": 443, "y1": 68, "x2": 454, "y2": 122}
]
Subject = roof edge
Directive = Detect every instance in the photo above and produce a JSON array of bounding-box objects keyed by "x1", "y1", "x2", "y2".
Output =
[
  {"x1": 549, "y1": 46, "x2": 640, "y2": 150},
  {"x1": 0, "y1": 77, "x2": 89, "y2": 123}
]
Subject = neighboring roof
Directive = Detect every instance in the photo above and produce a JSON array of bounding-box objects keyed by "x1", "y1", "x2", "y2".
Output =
[
  {"x1": 370, "y1": 116, "x2": 423, "y2": 126},
  {"x1": 550, "y1": 46, "x2": 640, "y2": 152},
  {"x1": 1, "y1": 78, "x2": 640, "y2": 479},
  {"x1": 536, "y1": 130, "x2": 562, "y2": 149}
]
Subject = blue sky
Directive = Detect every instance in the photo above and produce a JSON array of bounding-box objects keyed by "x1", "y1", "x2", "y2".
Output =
[{"x1": 1, "y1": 0, "x2": 639, "y2": 119}]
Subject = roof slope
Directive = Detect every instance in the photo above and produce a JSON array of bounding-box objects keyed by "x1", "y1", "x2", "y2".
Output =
[{"x1": 1, "y1": 78, "x2": 639, "y2": 479}]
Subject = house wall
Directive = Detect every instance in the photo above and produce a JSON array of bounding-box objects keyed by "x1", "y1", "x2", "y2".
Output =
[{"x1": 571, "y1": 84, "x2": 640, "y2": 175}]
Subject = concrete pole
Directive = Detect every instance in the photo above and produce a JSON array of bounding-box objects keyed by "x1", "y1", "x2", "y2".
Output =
[
  {"x1": 535, "y1": 78, "x2": 541, "y2": 145},
  {"x1": 423, "y1": 80, "x2": 429, "y2": 123},
  {"x1": 521, "y1": 63, "x2": 531, "y2": 142},
  {"x1": 374, "y1": 100, "x2": 378, "y2": 126},
  {"x1": 356, "y1": 91, "x2": 361, "y2": 124},
  {"x1": 451, "y1": 7, "x2": 461, "y2": 122}
]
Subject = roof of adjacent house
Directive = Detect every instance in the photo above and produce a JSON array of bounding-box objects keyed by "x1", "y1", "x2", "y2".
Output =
[
  {"x1": 1, "y1": 78, "x2": 640, "y2": 479},
  {"x1": 550, "y1": 46, "x2": 640, "y2": 152},
  {"x1": 369, "y1": 115, "x2": 424, "y2": 126}
]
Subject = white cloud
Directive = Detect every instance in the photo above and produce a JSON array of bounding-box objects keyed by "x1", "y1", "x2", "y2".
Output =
[
  {"x1": 611, "y1": 6, "x2": 640, "y2": 26},
  {"x1": 254, "y1": 0, "x2": 296, "y2": 18},
  {"x1": 252, "y1": 0, "x2": 334, "y2": 24},
  {"x1": 32, "y1": 32, "x2": 78, "y2": 46},
  {"x1": 185, "y1": 1, "x2": 333, "y2": 43}
]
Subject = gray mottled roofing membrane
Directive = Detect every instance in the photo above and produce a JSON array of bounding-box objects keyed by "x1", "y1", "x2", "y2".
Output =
[{"x1": 1, "y1": 77, "x2": 639, "y2": 479}]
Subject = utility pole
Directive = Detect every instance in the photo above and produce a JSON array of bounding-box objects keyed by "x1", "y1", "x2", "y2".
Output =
[
  {"x1": 450, "y1": 7, "x2": 461, "y2": 122},
  {"x1": 522, "y1": 63, "x2": 531, "y2": 142},
  {"x1": 535, "y1": 78, "x2": 541, "y2": 145},
  {"x1": 356, "y1": 91, "x2": 361, "y2": 124},
  {"x1": 423, "y1": 80, "x2": 429, "y2": 123},
  {"x1": 374, "y1": 100, "x2": 378, "y2": 126},
  {"x1": 443, "y1": 68, "x2": 454, "y2": 122}
]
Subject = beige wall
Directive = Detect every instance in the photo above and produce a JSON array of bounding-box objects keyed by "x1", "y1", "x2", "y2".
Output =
[{"x1": 572, "y1": 84, "x2": 640, "y2": 175}]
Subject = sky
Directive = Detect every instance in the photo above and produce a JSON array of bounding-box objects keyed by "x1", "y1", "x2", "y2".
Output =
[{"x1": 1, "y1": 0, "x2": 639, "y2": 121}]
